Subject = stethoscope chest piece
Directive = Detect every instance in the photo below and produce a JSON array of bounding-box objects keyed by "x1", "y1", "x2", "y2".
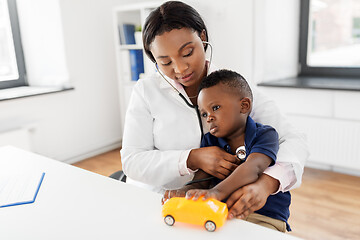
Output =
[{"x1": 236, "y1": 146, "x2": 246, "y2": 161}]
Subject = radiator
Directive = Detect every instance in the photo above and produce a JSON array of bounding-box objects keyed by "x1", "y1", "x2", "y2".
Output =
[{"x1": 288, "y1": 116, "x2": 360, "y2": 172}]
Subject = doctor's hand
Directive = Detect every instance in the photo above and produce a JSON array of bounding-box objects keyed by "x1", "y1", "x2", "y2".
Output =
[
  {"x1": 187, "y1": 147, "x2": 239, "y2": 180},
  {"x1": 225, "y1": 174, "x2": 279, "y2": 220}
]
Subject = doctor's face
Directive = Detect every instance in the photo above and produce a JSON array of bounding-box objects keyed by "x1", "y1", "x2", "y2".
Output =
[
  {"x1": 198, "y1": 83, "x2": 248, "y2": 139},
  {"x1": 150, "y1": 28, "x2": 207, "y2": 88}
]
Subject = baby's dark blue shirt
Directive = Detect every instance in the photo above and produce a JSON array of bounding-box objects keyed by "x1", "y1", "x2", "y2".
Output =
[{"x1": 200, "y1": 116, "x2": 291, "y2": 231}]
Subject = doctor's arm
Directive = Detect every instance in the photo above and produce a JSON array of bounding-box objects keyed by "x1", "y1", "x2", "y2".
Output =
[
  {"x1": 251, "y1": 88, "x2": 309, "y2": 192},
  {"x1": 225, "y1": 88, "x2": 309, "y2": 219},
  {"x1": 120, "y1": 83, "x2": 192, "y2": 188}
]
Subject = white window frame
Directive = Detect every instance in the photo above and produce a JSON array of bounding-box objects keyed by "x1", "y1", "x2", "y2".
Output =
[
  {"x1": 299, "y1": 0, "x2": 360, "y2": 78},
  {"x1": 0, "y1": 0, "x2": 27, "y2": 89}
]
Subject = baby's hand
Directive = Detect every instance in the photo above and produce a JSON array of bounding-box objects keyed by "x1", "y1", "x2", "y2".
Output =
[
  {"x1": 186, "y1": 189, "x2": 221, "y2": 201},
  {"x1": 162, "y1": 189, "x2": 186, "y2": 205}
]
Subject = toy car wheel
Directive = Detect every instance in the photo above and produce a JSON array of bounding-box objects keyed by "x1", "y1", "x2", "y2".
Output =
[
  {"x1": 164, "y1": 215, "x2": 175, "y2": 226},
  {"x1": 204, "y1": 221, "x2": 216, "y2": 232}
]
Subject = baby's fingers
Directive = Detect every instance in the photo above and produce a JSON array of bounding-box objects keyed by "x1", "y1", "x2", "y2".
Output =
[
  {"x1": 203, "y1": 191, "x2": 216, "y2": 200},
  {"x1": 193, "y1": 190, "x2": 205, "y2": 201},
  {"x1": 186, "y1": 189, "x2": 206, "y2": 201},
  {"x1": 185, "y1": 189, "x2": 196, "y2": 199},
  {"x1": 162, "y1": 190, "x2": 170, "y2": 205},
  {"x1": 174, "y1": 189, "x2": 186, "y2": 198},
  {"x1": 186, "y1": 189, "x2": 199, "y2": 200}
]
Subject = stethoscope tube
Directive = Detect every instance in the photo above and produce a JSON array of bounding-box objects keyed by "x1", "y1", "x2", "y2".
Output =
[
  {"x1": 154, "y1": 41, "x2": 213, "y2": 138},
  {"x1": 177, "y1": 92, "x2": 204, "y2": 137}
]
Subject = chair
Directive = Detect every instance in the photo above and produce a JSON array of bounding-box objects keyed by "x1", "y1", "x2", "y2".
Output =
[{"x1": 109, "y1": 170, "x2": 127, "y2": 183}]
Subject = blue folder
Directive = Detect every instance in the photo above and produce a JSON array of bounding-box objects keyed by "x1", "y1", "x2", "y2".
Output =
[
  {"x1": 118, "y1": 23, "x2": 144, "y2": 81},
  {"x1": 129, "y1": 49, "x2": 144, "y2": 81}
]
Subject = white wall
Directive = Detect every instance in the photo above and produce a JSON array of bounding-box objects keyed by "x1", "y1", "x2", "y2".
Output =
[
  {"x1": 253, "y1": 0, "x2": 300, "y2": 84},
  {"x1": 0, "y1": 0, "x2": 143, "y2": 163},
  {"x1": 187, "y1": 0, "x2": 255, "y2": 80}
]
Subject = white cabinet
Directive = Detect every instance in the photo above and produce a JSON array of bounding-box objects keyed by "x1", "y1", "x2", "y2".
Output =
[
  {"x1": 113, "y1": 3, "x2": 159, "y2": 131},
  {"x1": 259, "y1": 86, "x2": 360, "y2": 176}
]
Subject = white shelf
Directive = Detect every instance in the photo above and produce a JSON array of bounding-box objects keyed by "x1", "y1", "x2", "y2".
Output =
[
  {"x1": 113, "y1": 2, "x2": 158, "y2": 132},
  {"x1": 117, "y1": 44, "x2": 143, "y2": 50}
]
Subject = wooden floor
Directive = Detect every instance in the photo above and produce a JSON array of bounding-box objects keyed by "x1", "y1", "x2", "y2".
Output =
[{"x1": 73, "y1": 149, "x2": 360, "y2": 240}]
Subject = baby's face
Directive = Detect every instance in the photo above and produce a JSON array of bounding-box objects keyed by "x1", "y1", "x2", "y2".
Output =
[{"x1": 198, "y1": 83, "x2": 248, "y2": 139}]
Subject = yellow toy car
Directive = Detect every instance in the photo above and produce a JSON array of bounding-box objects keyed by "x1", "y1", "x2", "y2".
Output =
[{"x1": 162, "y1": 197, "x2": 228, "y2": 232}]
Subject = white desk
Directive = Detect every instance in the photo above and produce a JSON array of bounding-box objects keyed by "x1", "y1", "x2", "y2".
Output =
[{"x1": 0, "y1": 146, "x2": 300, "y2": 240}]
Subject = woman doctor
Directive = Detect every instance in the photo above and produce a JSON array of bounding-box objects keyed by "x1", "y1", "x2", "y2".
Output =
[{"x1": 120, "y1": 1, "x2": 308, "y2": 220}]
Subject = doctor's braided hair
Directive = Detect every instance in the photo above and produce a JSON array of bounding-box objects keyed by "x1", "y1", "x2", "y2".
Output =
[
  {"x1": 199, "y1": 69, "x2": 253, "y2": 101},
  {"x1": 142, "y1": 1, "x2": 209, "y2": 63}
]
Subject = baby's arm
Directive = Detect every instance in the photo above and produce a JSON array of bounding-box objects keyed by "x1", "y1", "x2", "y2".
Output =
[{"x1": 187, "y1": 153, "x2": 272, "y2": 201}]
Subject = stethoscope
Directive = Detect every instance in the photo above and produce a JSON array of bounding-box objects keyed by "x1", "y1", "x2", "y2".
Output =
[
  {"x1": 154, "y1": 41, "x2": 213, "y2": 137},
  {"x1": 155, "y1": 41, "x2": 247, "y2": 173}
]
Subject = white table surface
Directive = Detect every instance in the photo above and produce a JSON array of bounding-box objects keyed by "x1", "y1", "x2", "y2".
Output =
[{"x1": 0, "y1": 146, "x2": 301, "y2": 240}]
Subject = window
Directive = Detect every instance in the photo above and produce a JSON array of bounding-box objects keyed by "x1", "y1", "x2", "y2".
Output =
[
  {"x1": 299, "y1": 0, "x2": 360, "y2": 77},
  {"x1": 353, "y1": 17, "x2": 360, "y2": 40},
  {"x1": 0, "y1": 0, "x2": 26, "y2": 89}
]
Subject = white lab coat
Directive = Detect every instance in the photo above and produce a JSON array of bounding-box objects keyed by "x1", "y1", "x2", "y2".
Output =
[{"x1": 121, "y1": 66, "x2": 309, "y2": 194}]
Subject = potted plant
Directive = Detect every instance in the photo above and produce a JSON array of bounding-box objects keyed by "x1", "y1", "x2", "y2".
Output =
[{"x1": 134, "y1": 25, "x2": 142, "y2": 45}]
